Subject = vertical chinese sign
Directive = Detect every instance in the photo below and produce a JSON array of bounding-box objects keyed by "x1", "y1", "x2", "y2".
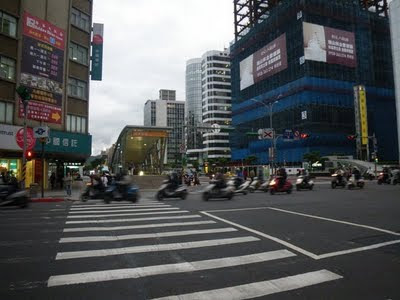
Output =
[
  {"x1": 19, "y1": 12, "x2": 65, "y2": 124},
  {"x1": 91, "y1": 23, "x2": 104, "y2": 81}
]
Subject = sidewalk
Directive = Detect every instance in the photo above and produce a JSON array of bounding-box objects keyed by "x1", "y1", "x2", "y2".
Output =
[{"x1": 30, "y1": 188, "x2": 81, "y2": 203}]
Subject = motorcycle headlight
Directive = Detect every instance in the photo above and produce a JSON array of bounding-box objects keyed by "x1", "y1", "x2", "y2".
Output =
[{"x1": 270, "y1": 180, "x2": 276, "y2": 185}]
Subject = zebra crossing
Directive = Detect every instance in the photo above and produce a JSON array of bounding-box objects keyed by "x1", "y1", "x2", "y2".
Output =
[{"x1": 47, "y1": 198, "x2": 343, "y2": 298}]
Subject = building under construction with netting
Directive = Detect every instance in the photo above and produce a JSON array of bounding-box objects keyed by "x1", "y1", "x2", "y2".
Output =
[{"x1": 230, "y1": 0, "x2": 398, "y2": 164}]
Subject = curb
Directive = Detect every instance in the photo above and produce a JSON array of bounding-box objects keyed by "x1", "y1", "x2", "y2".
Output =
[{"x1": 31, "y1": 198, "x2": 65, "y2": 203}]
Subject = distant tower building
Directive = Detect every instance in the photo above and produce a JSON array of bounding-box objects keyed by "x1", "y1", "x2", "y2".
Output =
[
  {"x1": 185, "y1": 58, "x2": 203, "y2": 165},
  {"x1": 144, "y1": 90, "x2": 185, "y2": 166},
  {"x1": 201, "y1": 50, "x2": 232, "y2": 160}
]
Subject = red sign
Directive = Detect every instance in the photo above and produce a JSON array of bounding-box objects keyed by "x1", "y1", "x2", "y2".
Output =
[
  {"x1": 23, "y1": 12, "x2": 65, "y2": 50},
  {"x1": 19, "y1": 100, "x2": 62, "y2": 124},
  {"x1": 16, "y1": 128, "x2": 36, "y2": 150}
]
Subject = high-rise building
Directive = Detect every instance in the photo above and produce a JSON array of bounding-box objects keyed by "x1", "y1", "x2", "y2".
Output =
[
  {"x1": 144, "y1": 90, "x2": 185, "y2": 166},
  {"x1": 201, "y1": 50, "x2": 232, "y2": 160},
  {"x1": 159, "y1": 89, "x2": 176, "y2": 101},
  {"x1": 185, "y1": 58, "x2": 203, "y2": 165},
  {"x1": 230, "y1": 0, "x2": 398, "y2": 164},
  {"x1": 0, "y1": 0, "x2": 94, "y2": 187},
  {"x1": 389, "y1": 0, "x2": 400, "y2": 162}
]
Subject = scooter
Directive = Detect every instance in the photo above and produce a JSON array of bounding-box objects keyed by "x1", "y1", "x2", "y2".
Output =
[
  {"x1": 268, "y1": 177, "x2": 293, "y2": 195},
  {"x1": 156, "y1": 180, "x2": 187, "y2": 201},
  {"x1": 331, "y1": 174, "x2": 346, "y2": 189},
  {"x1": 104, "y1": 182, "x2": 140, "y2": 203},
  {"x1": 202, "y1": 180, "x2": 235, "y2": 201},
  {"x1": 259, "y1": 179, "x2": 272, "y2": 192},
  {"x1": 296, "y1": 176, "x2": 314, "y2": 191},
  {"x1": 234, "y1": 178, "x2": 251, "y2": 195},
  {"x1": 0, "y1": 184, "x2": 30, "y2": 208},
  {"x1": 248, "y1": 177, "x2": 262, "y2": 193},
  {"x1": 347, "y1": 175, "x2": 365, "y2": 189},
  {"x1": 80, "y1": 182, "x2": 105, "y2": 201},
  {"x1": 377, "y1": 173, "x2": 391, "y2": 185}
]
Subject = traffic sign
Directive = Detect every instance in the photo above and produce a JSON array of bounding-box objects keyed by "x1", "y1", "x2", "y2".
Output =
[
  {"x1": 33, "y1": 126, "x2": 50, "y2": 138},
  {"x1": 258, "y1": 128, "x2": 274, "y2": 140},
  {"x1": 283, "y1": 129, "x2": 294, "y2": 141},
  {"x1": 294, "y1": 130, "x2": 300, "y2": 140},
  {"x1": 179, "y1": 144, "x2": 186, "y2": 153}
]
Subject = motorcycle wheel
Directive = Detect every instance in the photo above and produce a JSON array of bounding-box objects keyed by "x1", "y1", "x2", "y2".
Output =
[
  {"x1": 228, "y1": 192, "x2": 233, "y2": 200},
  {"x1": 348, "y1": 185, "x2": 352, "y2": 190},
  {"x1": 309, "y1": 185, "x2": 313, "y2": 190},
  {"x1": 377, "y1": 180, "x2": 382, "y2": 185},
  {"x1": 270, "y1": 189, "x2": 275, "y2": 195},
  {"x1": 156, "y1": 192, "x2": 164, "y2": 201},
  {"x1": 331, "y1": 182, "x2": 336, "y2": 189},
  {"x1": 104, "y1": 195, "x2": 112, "y2": 204},
  {"x1": 286, "y1": 189, "x2": 292, "y2": 194},
  {"x1": 181, "y1": 191, "x2": 187, "y2": 200},
  {"x1": 243, "y1": 190, "x2": 248, "y2": 195},
  {"x1": 296, "y1": 185, "x2": 300, "y2": 191},
  {"x1": 203, "y1": 192, "x2": 209, "y2": 201},
  {"x1": 249, "y1": 188, "x2": 254, "y2": 193},
  {"x1": 393, "y1": 179, "x2": 398, "y2": 185}
]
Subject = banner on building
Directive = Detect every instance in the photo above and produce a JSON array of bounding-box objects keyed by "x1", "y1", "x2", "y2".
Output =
[
  {"x1": 91, "y1": 23, "x2": 104, "y2": 81},
  {"x1": 19, "y1": 12, "x2": 65, "y2": 124},
  {"x1": 240, "y1": 34, "x2": 287, "y2": 90},
  {"x1": 0, "y1": 124, "x2": 36, "y2": 151},
  {"x1": 358, "y1": 88, "x2": 368, "y2": 145},
  {"x1": 303, "y1": 22, "x2": 356, "y2": 67}
]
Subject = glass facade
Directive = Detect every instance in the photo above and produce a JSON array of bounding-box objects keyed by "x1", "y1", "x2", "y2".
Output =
[{"x1": 230, "y1": 0, "x2": 398, "y2": 163}]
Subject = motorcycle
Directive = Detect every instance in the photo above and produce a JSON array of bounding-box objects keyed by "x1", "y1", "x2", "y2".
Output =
[
  {"x1": 202, "y1": 179, "x2": 235, "y2": 201},
  {"x1": 347, "y1": 175, "x2": 365, "y2": 189},
  {"x1": 331, "y1": 174, "x2": 346, "y2": 189},
  {"x1": 259, "y1": 179, "x2": 272, "y2": 192},
  {"x1": 248, "y1": 177, "x2": 262, "y2": 193},
  {"x1": 0, "y1": 184, "x2": 30, "y2": 208},
  {"x1": 377, "y1": 173, "x2": 391, "y2": 185},
  {"x1": 234, "y1": 178, "x2": 251, "y2": 195},
  {"x1": 104, "y1": 182, "x2": 140, "y2": 203},
  {"x1": 156, "y1": 180, "x2": 187, "y2": 201},
  {"x1": 80, "y1": 182, "x2": 105, "y2": 201},
  {"x1": 296, "y1": 176, "x2": 314, "y2": 191},
  {"x1": 268, "y1": 177, "x2": 293, "y2": 195}
]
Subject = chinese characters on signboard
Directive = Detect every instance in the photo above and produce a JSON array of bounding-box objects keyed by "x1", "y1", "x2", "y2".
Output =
[
  {"x1": 91, "y1": 23, "x2": 104, "y2": 81},
  {"x1": 19, "y1": 12, "x2": 65, "y2": 124},
  {"x1": 240, "y1": 34, "x2": 287, "y2": 90}
]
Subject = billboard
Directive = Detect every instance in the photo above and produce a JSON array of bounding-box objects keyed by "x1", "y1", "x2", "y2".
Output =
[
  {"x1": 240, "y1": 34, "x2": 287, "y2": 90},
  {"x1": 19, "y1": 12, "x2": 65, "y2": 124},
  {"x1": 91, "y1": 23, "x2": 104, "y2": 81},
  {"x1": 303, "y1": 22, "x2": 356, "y2": 67}
]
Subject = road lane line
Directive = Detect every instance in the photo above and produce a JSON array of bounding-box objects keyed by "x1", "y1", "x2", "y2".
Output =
[
  {"x1": 267, "y1": 207, "x2": 400, "y2": 236},
  {"x1": 60, "y1": 228, "x2": 238, "y2": 243},
  {"x1": 55, "y1": 236, "x2": 260, "y2": 260},
  {"x1": 67, "y1": 210, "x2": 189, "y2": 219},
  {"x1": 71, "y1": 203, "x2": 162, "y2": 209},
  {"x1": 150, "y1": 269, "x2": 342, "y2": 300},
  {"x1": 201, "y1": 211, "x2": 320, "y2": 260},
  {"x1": 48, "y1": 250, "x2": 295, "y2": 287},
  {"x1": 70, "y1": 205, "x2": 170, "y2": 211},
  {"x1": 317, "y1": 239, "x2": 400, "y2": 259},
  {"x1": 69, "y1": 207, "x2": 175, "y2": 215},
  {"x1": 63, "y1": 220, "x2": 217, "y2": 233},
  {"x1": 204, "y1": 207, "x2": 270, "y2": 213},
  {"x1": 65, "y1": 215, "x2": 202, "y2": 224}
]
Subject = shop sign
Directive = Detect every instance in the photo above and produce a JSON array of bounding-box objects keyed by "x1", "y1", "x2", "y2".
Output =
[
  {"x1": 0, "y1": 124, "x2": 36, "y2": 151},
  {"x1": 35, "y1": 130, "x2": 92, "y2": 155}
]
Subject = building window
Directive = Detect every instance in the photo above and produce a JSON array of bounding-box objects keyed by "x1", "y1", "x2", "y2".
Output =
[
  {"x1": 68, "y1": 77, "x2": 87, "y2": 100},
  {"x1": 71, "y1": 7, "x2": 90, "y2": 32},
  {"x1": 0, "y1": 101, "x2": 13, "y2": 124},
  {"x1": 0, "y1": 56, "x2": 16, "y2": 81},
  {"x1": 69, "y1": 42, "x2": 88, "y2": 65},
  {"x1": 0, "y1": 11, "x2": 17, "y2": 37},
  {"x1": 67, "y1": 114, "x2": 87, "y2": 133}
]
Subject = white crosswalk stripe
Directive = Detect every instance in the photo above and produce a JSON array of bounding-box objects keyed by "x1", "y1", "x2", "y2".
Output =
[
  {"x1": 48, "y1": 250, "x2": 296, "y2": 287},
  {"x1": 46, "y1": 201, "x2": 344, "y2": 298}
]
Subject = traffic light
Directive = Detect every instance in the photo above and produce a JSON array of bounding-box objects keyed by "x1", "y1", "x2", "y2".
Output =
[
  {"x1": 300, "y1": 133, "x2": 310, "y2": 139},
  {"x1": 347, "y1": 135, "x2": 357, "y2": 140},
  {"x1": 16, "y1": 86, "x2": 31, "y2": 101},
  {"x1": 26, "y1": 150, "x2": 34, "y2": 161}
]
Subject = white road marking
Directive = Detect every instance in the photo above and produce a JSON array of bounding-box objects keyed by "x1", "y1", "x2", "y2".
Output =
[
  {"x1": 204, "y1": 207, "x2": 270, "y2": 213},
  {"x1": 267, "y1": 207, "x2": 400, "y2": 236},
  {"x1": 150, "y1": 269, "x2": 342, "y2": 300},
  {"x1": 66, "y1": 215, "x2": 202, "y2": 224},
  {"x1": 71, "y1": 203, "x2": 161, "y2": 209},
  {"x1": 67, "y1": 210, "x2": 189, "y2": 219},
  {"x1": 55, "y1": 236, "x2": 260, "y2": 260},
  {"x1": 48, "y1": 250, "x2": 295, "y2": 287},
  {"x1": 63, "y1": 220, "x2": 217, "y2": 233},
  {"x1": 59, "y1": 228, "x2": 238, "y2": 243},
  {"x1": 201, "y1": 211, "x2": 320, "y2": 260},
  {"x1": 318, "y1": 239, "x2": 400, "y2": 259},
  {"x1": 70, "y1": 205, "x2": 170, "y2": 211}
]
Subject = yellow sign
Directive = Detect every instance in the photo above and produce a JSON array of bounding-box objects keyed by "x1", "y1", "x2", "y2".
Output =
[
  {"x1": 131, "y1": 131, "x2": 168, "y2": 138},
  {"x1": 359, "y1": 89, "x2": 368, "y2": 145}
]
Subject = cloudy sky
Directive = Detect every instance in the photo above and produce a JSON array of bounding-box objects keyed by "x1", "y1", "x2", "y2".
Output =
[{"x1": 89, "y1": 0, "x2": 234, "y2": 155}]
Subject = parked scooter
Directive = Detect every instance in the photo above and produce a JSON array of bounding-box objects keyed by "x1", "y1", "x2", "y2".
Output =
[
  {"x1": 203, "y1": 179, "x2": 234, "y2": 201},
  {"x1": 296, "y1": 176, "x2": 314, "y2": 191},
  {"x1": 331, "y1": 173, "x2": 346, "y2": 189},
  {"x1": 104, "y1": 181, "x2": 140, "y2": 203},
  {"x1": 248, "y1": 177, "x2": 262, "y2": 193},
  {"x1": 156, "y1": 180, "x2": 187, "y2": 201},
  {"x1": 268, "y1": 177, "x2": 293, "y2": 195},
  {"x1": 0, "y1": 183, "x2": 30, "y2": 208},
  {"x1": 347, "y1": 175, "x2": 365, "y2": 189}
]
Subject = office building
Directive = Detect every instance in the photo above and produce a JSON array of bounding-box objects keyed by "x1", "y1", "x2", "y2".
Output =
[
  {"x1": 230, "y1": 0, "x2": 398, "y2": 164},
  {"x1": 0, "y1": 0, "x2": 94, "y2": 187},
  {"x1": 144, "y1": 90, "x2": 185, "y2": 166},
  {"x1": 201, "y1": 50, "x2": 232, "y2": 160}
]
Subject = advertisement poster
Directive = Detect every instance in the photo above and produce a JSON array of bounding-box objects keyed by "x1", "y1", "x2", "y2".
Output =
[
  {"x1": 19, "y1": 12, "x2": 65, "y2": 124},
  {"x1": 240, "y1": 34, "x2": 287, "y2": 90},
  {"x1": 303, "y1": 22, "x2": 356, "y2": 67}
]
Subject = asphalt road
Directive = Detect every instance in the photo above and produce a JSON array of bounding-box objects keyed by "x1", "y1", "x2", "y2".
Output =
[{"x1": 1, "y1": 180, "x2": 399, "y2": 299}]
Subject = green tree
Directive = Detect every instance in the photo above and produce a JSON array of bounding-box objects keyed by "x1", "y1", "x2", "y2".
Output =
[
  {"x1": 192, "y1": 160, "x2": 199, "y2": 171},
  {"x1": 303, "y1": 151, "x2": 321, "y2": 164}
]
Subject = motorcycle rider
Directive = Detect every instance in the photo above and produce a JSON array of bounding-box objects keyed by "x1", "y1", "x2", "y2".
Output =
[
  {"x1": 352, "y1": 166, "x2": 361, "y2": 181},
  {"x1": 277, "y1": 167, "x2": 287, "y2": 188},
  {"x1": 382, "y1": 167, "x2": 390, "y2": 183},
  {"x1": 214, "y1": 172, "x2": 227, "y2": 189},
  {"x1": 335, "y1": 168, "x2": 345, "y2": 184},
  {"x1": 300, "y1": 168, "x2": 310, "y2": 185},
  {"x1": 167, "y1": 171, "x2": 180, "y2": 191}
]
